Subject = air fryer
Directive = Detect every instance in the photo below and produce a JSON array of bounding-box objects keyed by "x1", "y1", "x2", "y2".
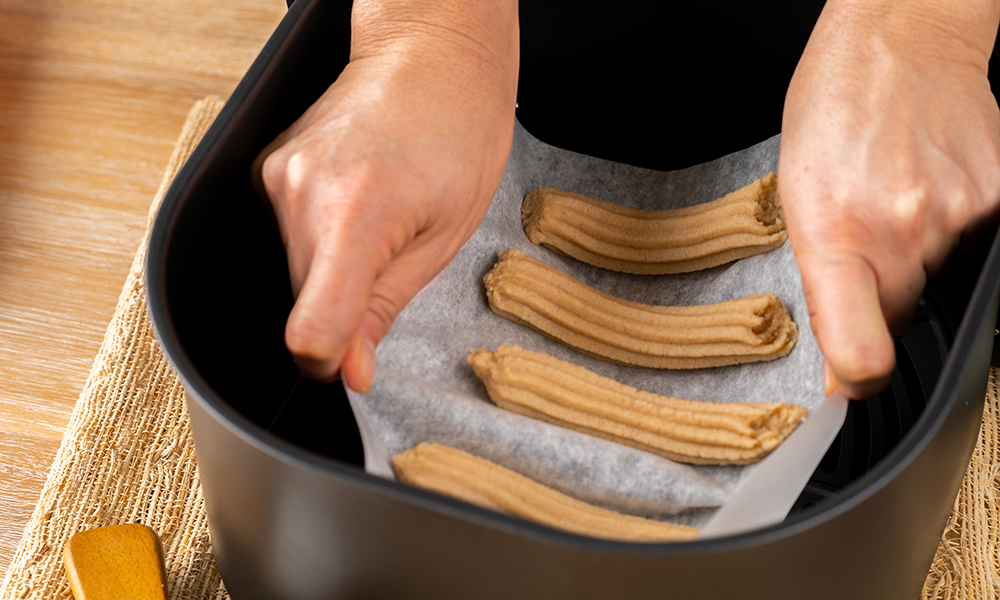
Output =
[{"x1": 145, "y1": 1, "x2": 1000, "y2": 598}]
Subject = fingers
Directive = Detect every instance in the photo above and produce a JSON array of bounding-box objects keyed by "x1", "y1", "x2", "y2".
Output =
[
  {"x1": 778, "y1": 151, "x2": 908, "y2": 399},
  {"x1": 341, "y1": 335, "x2": 377, "y2": 394},
  {"x1": 258, "y1": 111, "x2": 506, "y2": 392},
  {"x1": 285, "y1": 191, "x2": 475, "y2": 391},
  {"x1": 283, "y1": 227, "x2": 386, "y2": 385},
  {"x1": 797, "y1": 251, "x2": 897, "y2": 399}
]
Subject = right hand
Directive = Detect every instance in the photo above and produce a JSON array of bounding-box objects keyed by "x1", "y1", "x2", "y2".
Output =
[
  {"x1": 779, "y1": 0, "x2": 1000, "y2": 399},
  {"x1": 253, "y1": 1, "x2": 519, "y2": 392}
]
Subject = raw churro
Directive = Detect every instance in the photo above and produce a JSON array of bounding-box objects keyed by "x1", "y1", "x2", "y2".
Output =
[
  {"x1": 483, "y1": 249, "x2": 798, "y2": 369},
  {"x1": 469, "y1": 345, "x2": 809, "y2": 465},
  {"x1": 392, "y1": 442, "x2": 699, "y2": 542},
  {"x1": 521, "y1": 172, "x2": 786, "y2": 274}
]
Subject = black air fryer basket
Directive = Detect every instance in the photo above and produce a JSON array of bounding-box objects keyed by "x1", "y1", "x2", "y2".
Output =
[{"x1": 146, "y1": 1, "x2": 1000, "y2": 598}]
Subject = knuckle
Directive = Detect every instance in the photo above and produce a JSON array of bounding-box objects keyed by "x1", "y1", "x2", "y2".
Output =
[
  {"x1": 260, "y1": 145, "x2": 292, "y2": 193},
  {"x1": 941, "y1": 175, "x2": 977, "y2": 216},
  {"x1": 280, "y1": 151, "x2": 311, "y2": 201},
  {"x1": 261, "y1": 142, "x2": 327, "y2": 208},
  {"x1": 889, "y1": 185, "x2": 927, "y2": 227}
]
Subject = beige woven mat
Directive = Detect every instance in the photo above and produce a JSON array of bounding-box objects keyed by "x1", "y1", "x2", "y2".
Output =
[
  {"x1": 0, "y1": 96, "x2": 228, "y2": 600},
  {"x1": 0, "y1": 96, "x2": 997, "y2": 599}
]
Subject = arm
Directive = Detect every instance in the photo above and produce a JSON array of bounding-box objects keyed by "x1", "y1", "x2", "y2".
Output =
[
  {"x1": 779, "y1": 0, "x2": 1000, "y2": 398},
  {"x1": 256, "y1": 0, "x2": 519, "y2": 391}
]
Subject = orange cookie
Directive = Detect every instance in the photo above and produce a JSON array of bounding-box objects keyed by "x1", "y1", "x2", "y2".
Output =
[
  {"x1": 484, "y1": 249, "x2": 798, "y2": 369},
  {"x1": 393, "y1": 442, "x2": 699, "y2": 542},
  {"x1": 469, "y1": 345, "x2": 809, "y2": 465},
  {"x1": 522, "y1": 172, "x2": 786, "y2": 274}
]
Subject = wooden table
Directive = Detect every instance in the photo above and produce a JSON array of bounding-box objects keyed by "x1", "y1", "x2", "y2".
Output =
[{"x1": 0, "y1": 0, "x2": 287, "y2": 578}]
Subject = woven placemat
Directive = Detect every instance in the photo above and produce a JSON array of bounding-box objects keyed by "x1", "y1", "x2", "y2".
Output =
[
  {"x1": 923, "y1": 366, "x2": 1000, "y2": 599},
  {"x1": 0, "y1": 95, "x2": 996, "y2": 599},
  {"x1": 0, "y1": 96, "x2": 228, "y2": 600}
]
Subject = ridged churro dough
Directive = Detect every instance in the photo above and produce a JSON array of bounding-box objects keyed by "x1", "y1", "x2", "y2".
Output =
[
  {"x1": 393, "y1": 442, "x2": 699, "y2": 542},
  {"x1": 522, "y1": 172, "x2": 786, "y2": 274},
  {"x1": 469, "y1": 345, "x2": 809, "y2": 465},
  {"x1": 483, "y1": 249, "x2": 798, "y2": 369}
]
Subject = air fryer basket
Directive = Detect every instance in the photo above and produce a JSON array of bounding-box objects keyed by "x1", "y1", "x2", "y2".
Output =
[{"x1": 146, "y1": 0, "x2": 1000, "y2": 598}]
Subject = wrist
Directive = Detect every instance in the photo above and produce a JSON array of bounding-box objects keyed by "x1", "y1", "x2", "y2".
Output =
[
  {"x1": 349, "y1": 0, "x2": 519, "y2": 106},
  {"x1": 821, "y1": 0, "x2": 999, "y2": 69}
]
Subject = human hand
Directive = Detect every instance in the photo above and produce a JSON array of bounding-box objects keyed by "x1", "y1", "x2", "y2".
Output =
[
  {"x1": 254, "y1": 0, "x2": 518, "y2": 392},
  {"x1": 779, "y1": 0, "x2": 1000, "y2": 399}
]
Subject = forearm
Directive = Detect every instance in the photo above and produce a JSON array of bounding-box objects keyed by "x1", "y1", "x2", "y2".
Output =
[
  {"x1": 350, "y1": 0, "x2": 519, "y2": 121},
  {"x1": 812, "y1": 0, "x2": 998, "y2": 67}
]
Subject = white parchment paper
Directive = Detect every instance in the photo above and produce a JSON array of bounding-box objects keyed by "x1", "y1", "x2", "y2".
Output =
[{"x1": 345, "y1": 121, "x2": 825, "y2": 528}]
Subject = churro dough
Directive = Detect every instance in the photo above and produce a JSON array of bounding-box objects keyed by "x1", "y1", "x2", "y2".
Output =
[
  {"x1": 393, "y1": 442, "x2": 699, "y2": 542},
  {"x1": 521, "y1": 172, "x2": 787, "y2": 274},
  {"x1": 469, "y1": 345, "x2": 809, "y2": 465},
  {"x1": 483, "y1": 249, "x2": 798, "y2": 368}
]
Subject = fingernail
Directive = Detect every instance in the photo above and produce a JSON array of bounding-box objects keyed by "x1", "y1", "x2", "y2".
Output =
[
  {"x1": 823, "y1": 360, "x2": 840, "y2": 397},
  {"x1": 345, "y1": 337, "x2": 377, "y2": 394}
]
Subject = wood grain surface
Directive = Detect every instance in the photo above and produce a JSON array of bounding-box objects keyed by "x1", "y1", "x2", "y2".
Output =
[{"x1": 0, "y1": 0, "x2": 286, "y2": 578}]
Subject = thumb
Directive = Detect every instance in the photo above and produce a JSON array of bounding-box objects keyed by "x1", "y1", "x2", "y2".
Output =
[
  {"x1": 798, "y1": 252, "x2": 896, "y2": 399},
  {"x1": 338, "y1": 235, "x2": 467, "y2": 393},
  {"x1": 290, "y1": 224, "x2": 464, "y2": 392}
]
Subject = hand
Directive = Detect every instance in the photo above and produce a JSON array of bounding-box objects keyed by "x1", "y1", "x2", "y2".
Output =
[
  {"x1": 779, "y1": 0, "x2": 1000, "y2": 399},
  {"x1": 254, "y1": 0, "x2": 519, "y2": 392}
]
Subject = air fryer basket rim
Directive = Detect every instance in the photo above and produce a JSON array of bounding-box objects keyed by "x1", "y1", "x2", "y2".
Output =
[{"x1": 145, "y1": 0, "x2": 1000, "y2": 559}]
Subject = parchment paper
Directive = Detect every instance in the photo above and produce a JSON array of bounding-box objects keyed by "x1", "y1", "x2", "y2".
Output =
[{"x1": 345, "y1": 121, "x2": 825, "y2": 528}]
